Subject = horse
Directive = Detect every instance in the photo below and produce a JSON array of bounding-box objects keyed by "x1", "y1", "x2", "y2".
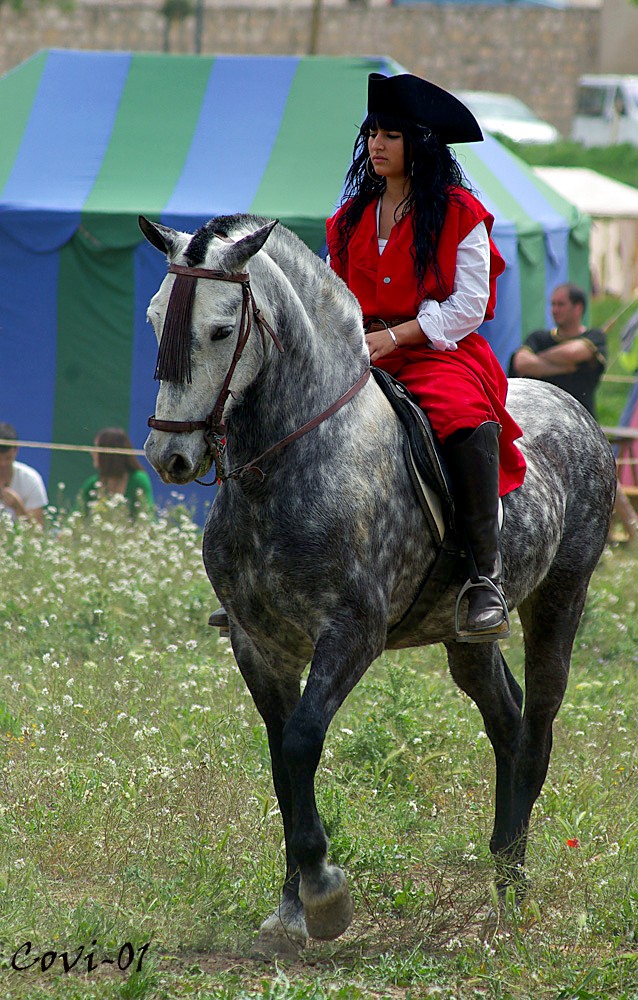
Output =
[{"x1": 139, "y1": 212, "x2": 616, "y2": 959}]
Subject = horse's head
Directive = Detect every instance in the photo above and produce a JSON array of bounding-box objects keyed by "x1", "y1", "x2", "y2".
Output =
[{"x1": 139, "y1": 215, "x2": 277, "y2": 485}]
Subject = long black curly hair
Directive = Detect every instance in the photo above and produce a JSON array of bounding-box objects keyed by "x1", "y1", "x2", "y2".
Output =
[{"x1": 331, "y1": 112, "x2": 472, "y2": 294}]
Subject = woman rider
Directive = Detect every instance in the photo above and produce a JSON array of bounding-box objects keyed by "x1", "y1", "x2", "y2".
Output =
[{"x1": 326, "y1": 73, "x2": 526, "y2": 642}]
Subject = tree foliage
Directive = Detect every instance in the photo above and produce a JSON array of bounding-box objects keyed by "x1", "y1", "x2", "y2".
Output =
[
  {"x1": 499, "y1": 136, "x2": 638, "y2": 189},
  {"x1": 2, "y1": 0, "x2": 75, "y2": 10}
]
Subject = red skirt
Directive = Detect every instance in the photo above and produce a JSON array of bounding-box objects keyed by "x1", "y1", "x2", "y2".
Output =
[{"x1": 374, "y1": 332, "x2": 526, "y2": 497}]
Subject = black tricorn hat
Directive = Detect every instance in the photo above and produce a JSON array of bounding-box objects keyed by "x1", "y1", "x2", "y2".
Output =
[{"x1": 367, "y1": 73, "x2": 483, "y2": 144}]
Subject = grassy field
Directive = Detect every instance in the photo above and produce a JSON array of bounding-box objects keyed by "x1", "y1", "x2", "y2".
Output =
[
  {"x1": 0, "y1": 471, "x2": 637, "y2": 1000},
  {"x1": 591, "y1": 295, "x2": 637, "y2": 429},
  {"x1": 499, "y1": 139, "x2": 638, "y2": 192}
]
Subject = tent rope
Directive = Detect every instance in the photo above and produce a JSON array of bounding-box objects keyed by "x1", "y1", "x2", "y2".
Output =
[{"x1": 0, "y1": 438, "x2": 145, "y2": 456}]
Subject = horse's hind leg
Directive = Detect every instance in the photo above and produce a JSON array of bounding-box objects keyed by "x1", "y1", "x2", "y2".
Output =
[
  {"x1": 501, "y1": 650, "x2": 523, "y2": 712},
  {"x1": 445, "y1": 641, "x2": 524, "y2": 885},
  {"x1": 503, "y1": 574, "x2": 589, "y2": 877},
  {"x1": 448, "y1": 573, "x2": 587, "y2": 896},
  {"x1": 229, "y1": 631, "x2": 308, "y2": 959}
]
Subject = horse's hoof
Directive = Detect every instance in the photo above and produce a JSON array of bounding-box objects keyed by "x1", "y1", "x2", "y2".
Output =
[
  {"x1": 250, "y1": 903, "x2": 308, "y2": 960},
  {"x1": 299, "y1": 866, "x2": 354, "y2": 941},
  {"x1": 494, "y1": 859, "x2": 529, "y2": 905},
  {"x1": 480, "y1": 905, "x2": 500, "y2": 942},
  {"x1": 250, "y1": 927, "x2": 305, "y2": 961}
]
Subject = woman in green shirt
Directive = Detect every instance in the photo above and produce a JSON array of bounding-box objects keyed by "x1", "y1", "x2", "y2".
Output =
[{"x1": 78, "y1": 427, "x2": 155, "y2": 518}]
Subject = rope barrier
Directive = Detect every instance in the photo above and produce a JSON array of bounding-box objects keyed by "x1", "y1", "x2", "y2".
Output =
[
  {"x1": 5, "y1": 417, "x2": 638, "y2": 459},
  {"x1": 0, "y1": 438, "x2": 145, "y2": 457}
]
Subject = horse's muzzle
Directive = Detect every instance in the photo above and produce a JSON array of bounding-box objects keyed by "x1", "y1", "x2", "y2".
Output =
[{"x1": 145, "y1": 431, "x2": 212, "y2": 485}]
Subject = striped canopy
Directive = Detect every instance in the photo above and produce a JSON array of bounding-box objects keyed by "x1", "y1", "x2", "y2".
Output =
[{"x1": 0, "y1": 49, "x2": 590, "y2": 516}]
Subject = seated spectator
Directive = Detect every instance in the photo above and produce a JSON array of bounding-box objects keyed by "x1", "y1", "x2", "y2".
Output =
[
  {"x1": 78, "y1": 427, "x2": 155, "y2": 519},
  {"x1": 509, "y1": 283, "x2": 606, "y2": 418},
  {"x1": 0, "y1": 422, "x2": 48, "y2": 525}
]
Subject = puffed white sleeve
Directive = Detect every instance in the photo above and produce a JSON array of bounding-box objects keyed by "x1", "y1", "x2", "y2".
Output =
[{"x1": 417, "y1": 221, "x2": 491, "y2": 352}]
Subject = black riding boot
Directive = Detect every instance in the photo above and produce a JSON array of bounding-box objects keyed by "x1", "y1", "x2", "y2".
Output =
[{"x1": 444, "y1": 421, "x2": 510, "y2": 643}]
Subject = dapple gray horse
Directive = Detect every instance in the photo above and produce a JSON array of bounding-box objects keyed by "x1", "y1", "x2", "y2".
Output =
[{"x1": 140, "y1": 213, "x2": 616, "y2": 958}]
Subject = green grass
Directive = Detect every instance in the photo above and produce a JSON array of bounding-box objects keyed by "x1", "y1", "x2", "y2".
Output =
[
  {"x1": 1, "y1": 504, "x2": 638, "y2": 999},
  {"x1": 499, "y1": 138, "x2": 638, "y2": 191},
  {"x1": 591, "y1": 295, "x2": 637, "y2": 427}
]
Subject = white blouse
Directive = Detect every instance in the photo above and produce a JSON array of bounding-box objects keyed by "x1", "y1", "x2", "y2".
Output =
[{"x1": 377, "y1": 200, "x2": 491, "y2": 352}]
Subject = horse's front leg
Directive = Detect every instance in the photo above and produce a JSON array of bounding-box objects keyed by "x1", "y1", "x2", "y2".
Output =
[
  {"x1": 229, "y1": 630, "x2": 308, "y2": 959},
  {"x1": 281, "y1": 618, "x2": 384, "y2": 941}
]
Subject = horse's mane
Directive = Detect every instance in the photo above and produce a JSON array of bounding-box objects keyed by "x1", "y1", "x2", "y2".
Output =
[{"x1": 185, "y1": 214, "x2": 365, "y2": 355}]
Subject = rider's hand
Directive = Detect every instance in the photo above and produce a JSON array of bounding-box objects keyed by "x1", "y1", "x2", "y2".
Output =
[{"x1": 365, "y1": 328, "x2": 398, "y2": 364}]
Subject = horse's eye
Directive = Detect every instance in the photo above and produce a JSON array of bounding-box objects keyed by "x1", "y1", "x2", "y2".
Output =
[{"x1": 211, "y1": 326, "x2": 234, "y2": 341}]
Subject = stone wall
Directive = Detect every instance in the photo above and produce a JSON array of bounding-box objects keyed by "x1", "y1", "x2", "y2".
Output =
[
  {"x1": 600, "y1": 0, "x2": 638, "y2": 75},
  {"x1": 0, "y1": 2, "x2": 601, "y2": 136}
]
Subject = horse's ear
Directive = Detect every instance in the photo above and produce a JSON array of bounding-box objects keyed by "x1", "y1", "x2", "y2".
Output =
[
  {"x1": 138, "y1": 216, "x2": 187, "y2": 259},
  {"x1": 222, "y1": 220, "x2": 279, "y2": 273}
]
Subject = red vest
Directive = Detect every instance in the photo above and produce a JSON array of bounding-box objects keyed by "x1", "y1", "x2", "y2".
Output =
[
  {"x1": 325, "y1": 187, "x2": 526, "y2": 497},
  {"x1": 326, "y1": 187, "x2": 505, "y2": 325}
]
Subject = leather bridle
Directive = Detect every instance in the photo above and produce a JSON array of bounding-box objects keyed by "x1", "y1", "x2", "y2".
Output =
[{"x1": 148, "y1": 262, "x2": 371, "y2": 483}]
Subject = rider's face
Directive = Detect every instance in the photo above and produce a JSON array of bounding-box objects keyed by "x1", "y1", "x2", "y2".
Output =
[{"x1": 367, "y1": 128, "x2": 406, "y2": 181}]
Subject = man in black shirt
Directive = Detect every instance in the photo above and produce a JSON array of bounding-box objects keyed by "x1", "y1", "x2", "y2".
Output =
[{"x1": 509, "y1": 284, "x2": 607, "y2": 417}]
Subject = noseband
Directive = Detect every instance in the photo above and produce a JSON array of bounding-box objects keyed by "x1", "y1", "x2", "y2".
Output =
[{"x1": 148, "y1": 261, "x2": 370, "y2": 483}]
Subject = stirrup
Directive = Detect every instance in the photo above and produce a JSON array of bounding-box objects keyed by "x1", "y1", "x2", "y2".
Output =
[
  {"x1": 208, "y1": 607, "x2": 230, "y2": 638},
  {"x1": 454, "y1": 576, "x2": 511, "y2": 644}
]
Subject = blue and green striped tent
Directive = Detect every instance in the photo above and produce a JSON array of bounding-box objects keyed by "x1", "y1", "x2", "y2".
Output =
[{"x1": 0, "y1": 49, "x2": 589, "y2": 515}]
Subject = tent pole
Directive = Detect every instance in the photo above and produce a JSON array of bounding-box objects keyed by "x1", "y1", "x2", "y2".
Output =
[
  {"x1": 308, "y1": 0, "x2": 323, "y2": 55},
  {"x1": 194, "y1": 0, "x2": 204, "y2": 54}
]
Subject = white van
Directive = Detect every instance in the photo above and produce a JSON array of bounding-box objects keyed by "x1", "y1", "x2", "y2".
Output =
[{"x1": 572, "y1": 75, "x2": 638, "y2": 146}]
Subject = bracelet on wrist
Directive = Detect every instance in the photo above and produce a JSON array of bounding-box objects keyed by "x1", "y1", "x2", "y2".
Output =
[{"x1": 387, "y1": 327, "x2": 398, "y2": 349}]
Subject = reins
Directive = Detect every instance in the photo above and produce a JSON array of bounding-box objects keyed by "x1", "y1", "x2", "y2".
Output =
[
  {"x1": 148, "y1": 261, "x2": 370, "y2": 483},
  {"x1": 222, "y1": 367, "x2": 371, "y2": 482}
]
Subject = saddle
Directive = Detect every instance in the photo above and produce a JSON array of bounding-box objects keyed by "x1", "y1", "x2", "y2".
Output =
[{"x1": 371, "y1": 367, "x2": 463, "y2": 642}]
